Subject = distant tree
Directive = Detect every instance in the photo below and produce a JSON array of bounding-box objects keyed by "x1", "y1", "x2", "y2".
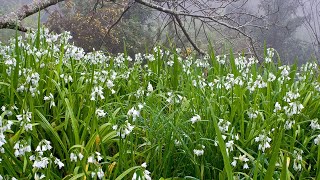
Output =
[
  {"x1": 45, "y1": 0, "x2": 155, "y2": 54},
  {"x1": 0, "y1": 0, "x2": 267, "y2": 59},
  {"x1": 256, "y1": 0, "x2": 307, "y2": 63},
  {"x1": 297, "y1": 0, "x2": 320, "y2": 59}
]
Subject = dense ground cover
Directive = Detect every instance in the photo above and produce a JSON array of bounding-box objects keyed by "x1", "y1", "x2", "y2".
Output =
[{"x1": 0, "y1": 28, "x2": 320, "y2": 179}]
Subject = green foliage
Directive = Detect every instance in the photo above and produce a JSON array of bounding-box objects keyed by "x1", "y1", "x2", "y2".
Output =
[{"x1": 0, "y1": 27, "x2": 320, "y2": 179}]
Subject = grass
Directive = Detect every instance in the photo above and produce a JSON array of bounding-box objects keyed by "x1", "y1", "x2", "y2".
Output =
[{"x1": 0, "y1": 27, "x2": 319, "y2": 179}]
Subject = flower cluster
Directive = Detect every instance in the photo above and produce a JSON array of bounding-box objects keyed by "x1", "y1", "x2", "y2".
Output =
[
  {"x1": 96, "y1": 108, "x2": 107, "y2": 118},
  {"x1": 127, "y1": 104, "x2": 144, "y2": 121},
  {"x1": 231, "y1": 154, "x2": 250, "y2": 170},
  {"x1": 265, "y1": 48, "x2": 275, "y2": 63},
  {"x1": 88, "y1": 152, "x2": 103, "y2": 164},
  {"x1": 0, "y1": 115, "x2": 13, "y2": 156},
  {"x1": 91, "y1": 86, "x2": 105, "y2": 101},
  {"x1": 91, "y1": 167, "x2": 104, "y2": 179},
  {"x1": 17, "y1": 70, "x2": 40, "y2": 97},
  {"x1": 13, "y1": 140, "x2": 31, "y2": 157},
  {"x1": 132, "y1": 163, "x2": 152, "y2": 180},
  {"x1": 113, "y1": 121, "x2": 135, "y2": 139},
  {"x1": 70, "y1": 151, "x2": 84, "y2": 162},
  {"x1": 193, "y1": 145, "x2": 205, "y2": 156},
  {"x1": 30, "y1": 140, "x2": 64, "y2": 170},
  {"x1": 293, "y1": 150, "x2": 303, "y2": 171},
  {"x1": 16, "y1": 110, "x2": 33, "y2": 131},
  {"x1": 254, "y1": 132, "x2": 272, "y2": 152},
  {"x1": 43, "y1": 93, "x2": 56, "y2": 109}
]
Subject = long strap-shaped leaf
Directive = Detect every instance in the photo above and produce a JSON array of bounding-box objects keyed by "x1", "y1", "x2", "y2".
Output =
[
  {"x1": 264, "y1": 127, "x2": 283, "y2": 180},
  {"x1": 35, "y1": 109, "x2": 68, "y2": 155},
  {"x1": 115, "y1": 166, "x2": 141, "y2": 180},
  {"x1": 203, "y1": 89, "x2": 233, "y2": 180},
  {"x1": 65, "y1": 98, "x2": 80, "y2": 145}
]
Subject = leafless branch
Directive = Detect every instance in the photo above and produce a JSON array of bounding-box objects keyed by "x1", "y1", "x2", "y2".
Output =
[
  {"x1": 107, "y1": 3, "x2": 133, "y2": 35},
  {"x1": 174, "y1": 14, "x2": 205, "y2": 55},
  {"x1": 134, "y1": 0, "x2": 259, "y2": 59}
]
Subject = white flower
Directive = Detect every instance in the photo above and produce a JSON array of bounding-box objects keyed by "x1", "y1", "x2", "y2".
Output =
[
  {"x1": 96, "y1": 109, "x2": 107, "y2": 118},
  {"x1": 226, "y1": 140, "x2": 234, "y2": 152},
  {"x1": 218, "y1": 119, "x2": 231, "y2": 133},
  {"x1": 97, "y1": 168, "x2": 104, "y2": 179},
  {"x1": 141, "y1": 162, "x2": 147, "y2": 168},
  {"x1": 268, "y1": 73, "x2": 276, "y2": 82},
  {"x1": 143, "y1": 169, "x2": 152, "y2": 180},
  {"x1": 247, "y1": 109, "x2": 259, "y2": 119},
  {"x1": 274, "y1": 102, "x2": 281, "y2": 112},
  {"x1": 78, "y1": 153, "x2": 84, "y2": 160},
  {"x1": 231, "y1": 160, "x2": 237, "y2": 167},
  {"x1": 33, "y1": 157, "x2": 50, "y2": 169},
  {"x1": 60, "y1": 74, "x2": 73, "y2": 83},
  {"x1": 135, "y1": 88, "x2": 145, "y2": 98},
  {"x1": 35, "y1": 140, "x2": 52, "y2": 152},
  {"x1": 190, "y1": 114, "x2": 201, "y2": 124},
  {"x1": 147, "y1": 82, "x2": 154, "y2": 92},
  {"x1": 174, "y1": 139, "x2": 181, "y2": 146},
  {"x1": 243, "y1": 163, "x2": 249, "y2": 169},
  {"x1": 24, "y1": 123, "x2": 33, "y2": 131},
  {"x1": 132, "y1": 172, "x2": 138, "y2": 180},
  {"x1": 232, "y1": 154, "x2": 250, "y2": 169},
  {"x1": 233, "y1": 134, "x2": 239, "y2": 140},
  {"x1": 284, "y1": 120, "x2": 295, "y2": 130},
  {"x1": 265, "y1": 57, "x2": 272, "y2": 63},
  {"x1": 13, "y1": 140, "x2": 31, "y2": 157},
  {"x1": 54, "y1": 158, "x2": 64, "y2": 169},
  {"x1": 314, "y1": 134, "x2": 320, "y2": 145},
  {"x1": 138, "y1": 103, "x2": 144, "y2": 110},
  {"x1": 255, "y1": 133, "x2": 272, "y2": 152},
  {"x1": 167, "y1": 60, "x2": 174, "y2": 66},
  {"x1": 238, "y1": 154, "x2": 249, "y2": 162},
  {"x1": 70, "y1": 153, "x2": 77, "y2": 162},
  {"x1": 91, "y1": 172, "x2": 96, "y2": 178},
  {"x1": 34, "y1": 173, "x2": 46, "y2": 180},
  {"x1": 43, "y1": 93, "x2": 55, "y2": 108},
  {"x1": 112, "y1": 125, "x2": 118, "y2": 130},
  {"x1": 16, "y1": 110, "x2": 32, "y2": 122},
  {"x1": 310, "y1": 120, "x2": 320, "y2": 130},
  {"x1": 106, "y1": 80, "x2": 114, "y2": 89},
  {"x1": 193, "y1": 149, "x2": 204, "y2": 156},
  {"x1": 254, "y1": 75, "x2": 267, "y2": 89},
  {"x1": 283, "y1": 91, "x2": 300, "y2": 103},
  {"x1": 29, "y1": 155, "x2": 35, "y2": 161},
  {"x1": 293, "y1": 150, "x2": 303, "y2": 171},
  {"x1": 96, "y1": 152, "x2": 103, "y2": 162},
  {"x1": 88, "y1": 155, "x2": 95, "y2": 163},
  {"x1": 216, "y1": 55, "x2": 226, "y2": 65},
  {"x1": 283, "y1": 102, "x2": 304, "y2": 117},
  {"x1": 127, "y1": 107, "x2": 140, "y2": 121},
  {"x1": 91, "y1": 86, "x2": 105, "y2": 101},
  {"x1": 267, "y1": 48, "x2": 275, "y2": 58},
  {"x1": 117, "y1": 121, "x2": 135, "y2": 138}
]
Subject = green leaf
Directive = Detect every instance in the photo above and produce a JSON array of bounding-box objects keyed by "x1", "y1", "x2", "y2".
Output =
[
  {"x1": 264, "y1": 127, "x2": 283, "y2": 180},
  {"x1": 65, "y1": 98, "x2": 80, "y2": 144},
  {"x1": 35, "y1": 109, "x2": 68, "y2": 155},
  {"x1": 115, "y1": 166, "x2": 141, "y2": 180}
]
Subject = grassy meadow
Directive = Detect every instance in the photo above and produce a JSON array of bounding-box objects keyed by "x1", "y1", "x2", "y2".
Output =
[{"x1": 0, "y1": 28, "x2": 320, "y2": 179}]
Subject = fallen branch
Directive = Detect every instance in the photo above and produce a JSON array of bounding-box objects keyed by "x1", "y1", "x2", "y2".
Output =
[{"x1": 0, "y1": 0, "x2": 65, "y2": 32}]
